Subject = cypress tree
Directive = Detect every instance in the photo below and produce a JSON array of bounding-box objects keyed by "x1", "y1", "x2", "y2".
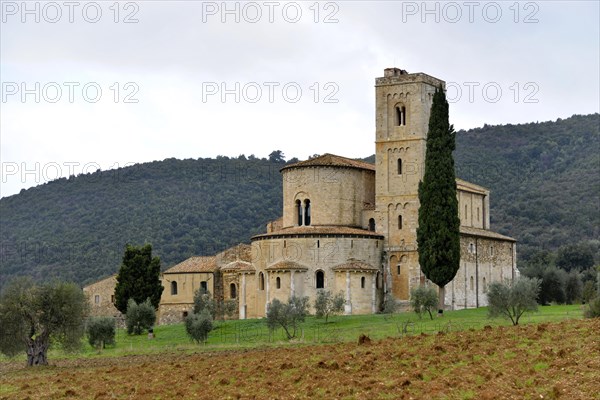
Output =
[
  {"x1": 114, "y1": 244, "x2": 164, "y2": 314},
  {"x1": 416, "y1": 85, "x2": 461, "y2": 315}
]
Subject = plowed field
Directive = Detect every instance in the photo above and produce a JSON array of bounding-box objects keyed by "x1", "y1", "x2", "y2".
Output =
[{"x1": 1, "y1": 319, "x2": 598, "y2": 399}]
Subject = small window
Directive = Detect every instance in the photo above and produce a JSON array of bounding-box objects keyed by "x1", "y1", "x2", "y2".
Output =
[
  {"x1": 351, "y1": 240, "x2": 353, "y2": 249},
  {"x1": 397, "y1": 158, "x2": 402, "y2": 175},
  {"x1": 490, "y1": 246, "x2": 494, "y2": 256},
  {"x1": 94, "y1": 295, "x2": 100, "y2": 304},
  {"x1": 398, "y1": 215, "x2": 403, "y2": 230},
  {"x1": 482, "y1": 277, "x2": 487, "y2": 293},
  {"x1": 182, "y1": 311, "x2": 188, "y2": 318},
  {"x1": 397, "y1": 265, "x2": 401, "y2": 275},
  {"x1": 304, "y1": 199, "x2": 311, "y2": 226},
  {"x1": 465, "y1": 205, "x2": 468, "y2": 219},
  {"x1": 259, "y1": 272, "x2": 265, "y2": 290},
  {"x1": 469, "y1": 243, "x2": 475, "y2": 254},
  {"x1": 470, "y1": 276, "x2": 474, "y2": 291},
  {"x1": 376, "y1": 272, "x2": 382, "y2": 289},
  {"x1": 316, "y1": 270, "x2": 325, "y2": 289},
  {"x1": 230, "y1": 283, "x2": 237, "y2": 299},
  {"x1": 361, "y1": 276, "x2": 366, "y2": 289},
  {"x1": 171, "y1": 281, "x2": 178, "y2": 295},
  {"x1": 110, "y1": 295, "x2": 115, "y2": 304},
  {"x1": 317, "y1": 240, "x2": 320, "y2": 248},
  {"x1": 368, "y1": 218, "x2": 375, "y2": 231},
  {"x1": 276, "y1": 276, "x2": 281, "y2": 289},
  {"x1": 477, "y1": 207, "x2": 480, "y2": 221},
  {"x1": 296, "y1": 199, "x2": 302, "y2": 226},
  {"x1": 284, "y1": 240, "x2": 286, "y2": 248},
  {"x1": 200, "y1": 281, "x2": 208, "y2": 293}
]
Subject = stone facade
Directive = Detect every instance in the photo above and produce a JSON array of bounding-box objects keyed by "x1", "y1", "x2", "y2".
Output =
[{"x1": 84, "y1": 67, "x2": 518, "y2": 323}]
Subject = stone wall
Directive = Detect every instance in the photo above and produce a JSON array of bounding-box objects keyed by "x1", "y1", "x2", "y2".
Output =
[
  {"x1": 281, "y1": 167, "x2": 375, "y2": 228},
  {"x1": 84, "y1": 275, "x2": 121, "y2": 318}
]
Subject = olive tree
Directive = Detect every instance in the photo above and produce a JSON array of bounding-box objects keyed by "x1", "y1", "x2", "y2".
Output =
[
  {"x1": 266, "y1": 296, "x2": 309, "y2": 340},
  {"x1": 487, "y1": 277, "x2": 540, "y2": 325},
  {"x1": 0, "y1": 278, "x2": 89, "y2": 366},
  {"x1": 410, "y1": 285, "x2": 438, "y2": 320},
  {"x1": 185, "y1": 310, "x2": 213, "y2": 344},
  {"x1": 314, "y1": 290, "x2": 345, "y2": 322},
  {"x1": 125, "y1": 298, "x2": 155, "y2": 335}
]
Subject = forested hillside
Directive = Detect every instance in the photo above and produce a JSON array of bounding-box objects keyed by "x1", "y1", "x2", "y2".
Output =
[{"x1": 1, "y1": 114, "x2": 598, "y2": 289}]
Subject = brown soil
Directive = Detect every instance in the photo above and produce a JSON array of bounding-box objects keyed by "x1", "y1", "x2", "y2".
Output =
[{"x1": 1, "y1": 319, "x2": 598, "y2": 399}]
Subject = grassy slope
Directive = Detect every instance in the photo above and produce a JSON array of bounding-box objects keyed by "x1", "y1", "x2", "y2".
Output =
[{"x1": 5, "y1": 304, "x2": 583, "y2": 362}]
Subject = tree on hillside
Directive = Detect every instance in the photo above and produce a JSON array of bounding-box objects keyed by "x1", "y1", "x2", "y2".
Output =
[
  {"x1": 487, "y1": 277, "x2": 540, "y2": 325},
  {"x1": 114, "y1": 244, "x2": 163, "y2": 314},
  {"x1": 417, "y1": 85, "x2": 461, "y2": 315},
  {"x1": 0, "y1": 278, "x2": 89, "y2": 366},
  {"x1": 268, "y1": 150, "x2": 286, "y2": 163},
  {"x1": 556, "y1": 243, "x2": 595, "y2": 272}
]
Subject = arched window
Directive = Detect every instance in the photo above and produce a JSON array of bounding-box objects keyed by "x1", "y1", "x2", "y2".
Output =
[
  {"x1": 296, "y1": 199, "x2": 302, "y2": 226},
  {"x1": 397, "y1": 158, "x2": 402, "y2": 175},
  {"x1": 230, "y1": 283, "x2": 237, "y2": 299},
  {"x1": 361, "y1": 276, "x2": 366, "y2": 289},
  {"x1": 276, "y1": 277, "x2": 281, "y2": 289},
  {"x1": 259, "y1": 272, "x2": 264, "y2": 290},
  {"x1": 490, "y1": 246, "x2": 494, "y2": 256},
  {"x1": 398, "y1": 215, "x2": 403, "y2": 230},
  {"x1": 482, "y1": 277, "x2": 487, "y2": 293},
  {"x1": 395, "y1": 105, "x2": 407, "y2": 126},
  {"x1": 304, "y1": 199, "x2": 311, "y2": 226},
  {"x1": 171, "y1": 281, "x2": 178, "y2": 295},
  {"x1": 376, "y1": 272, "x2": 382, "y2": 289},
  {"x1": 470, "y1": 276, "x2": 474, "y2": 291},
  {"x1": 469, "y1": 243, "x2": 475, "y2": 254},
  {"x1": 316, "y1": 270, "x2": 325, "y2": 289},
  {"x1": 368, "y1": 218, "x2": 375, "y2": 231}
]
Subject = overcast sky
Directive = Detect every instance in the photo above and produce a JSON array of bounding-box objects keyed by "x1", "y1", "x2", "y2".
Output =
[{"x1": 1, "y1": 1, "x2": 598, "y2": 198}]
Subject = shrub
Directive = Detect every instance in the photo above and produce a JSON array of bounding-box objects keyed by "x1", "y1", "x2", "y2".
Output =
[
  {"x1": 584, "y1": 297, "x2": 600, "y2": 318},
  {"x1": 266, "y1": 296, "x2": 309, "y2": 340},
  {"x1": 125, "y1": 298, "x2": 156, "y2": 335},
  {"x1": 581, "y1": 280, "x2": 597, "y2": 304},
  {"x1": 381, "y1": 292, "x2": 397, "y2": 314},
  {"x1": 564, "y1": 271, "x2": 582, "y2": 304},
  {"x1": 314, "y1": 290, "x2": 345, "y2": 322},
  {"x1": 185, "y1": 310, "x2": 213, "y2": 343},
  {"x1": 487, "y1": 277, "x2": 540, "y2": 325},
  {"x1": 410, "y1": 285, "x2": 438, "y2": 320},
  {"x1": 86, "y1": 317, "x2": 116, "y2": 349},
  {"x1": 193, "y1": 289, "x2": 216, "y2": 319}
]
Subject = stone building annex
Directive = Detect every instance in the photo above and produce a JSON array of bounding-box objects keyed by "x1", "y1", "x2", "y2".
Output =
[{"x1": 85, "y1": 68, "x2": 518, "y2": 324}]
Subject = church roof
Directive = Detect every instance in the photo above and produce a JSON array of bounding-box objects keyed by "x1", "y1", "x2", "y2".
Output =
[
  {"x1": 252, "y1": 225, "x2": 384, "y2": 240},
  {"x1": 163, "y1": 256, "x2": 218, "y2": 273},
  {"x1": 456, "y1": 178, "x2": 489, "y2": 194},
  {"x1": 265, "y1": 261, "x2": 309, "y2": 271},
  {"x1": 221, "y1": 260, "x2": 255, "y2": 272},
  {"x1": 216, "y1": 243, "x2": 253, "y2": 263},
  {"x1": 333, "y1": 259, "x2": 379, "y2": 272},
  {"x1": 460, "y1": 226, "x2": 516, "y2": 242},
  {"x1": 280, "y1": 153, "x2": 375, "y2": 172}
]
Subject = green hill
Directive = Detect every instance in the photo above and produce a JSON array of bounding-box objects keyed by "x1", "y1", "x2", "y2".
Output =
[{"x1": 1, "y1": 114, "x2": 598, "y2": 288}]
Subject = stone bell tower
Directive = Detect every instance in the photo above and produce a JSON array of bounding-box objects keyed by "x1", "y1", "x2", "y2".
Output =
[{"x1": 374, "y1": 68, "x2": 445, "y2": 301}]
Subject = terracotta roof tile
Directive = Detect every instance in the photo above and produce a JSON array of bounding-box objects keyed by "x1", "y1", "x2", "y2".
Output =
[
  {"x1": 333, "y1": 259, "x2": 379, "y2": 272},
  {"x1": 164, "y1": 256, "x2": 217, "y2": 273},
  {"x1": 281, "y1": 153, "x2": 375, "y2": 172},
  {"x1": 221, "y1": 260, "x2": 255, "y2": 272},
  {"x1": 252, "y1": 225, "x2": 383, "y2": 240},
  {"x1": 265, "y1": 261, "x2": 309, "y2": 271},
  {"x1": 460, "y1": 226, "x2": 516, "y2": 241}
]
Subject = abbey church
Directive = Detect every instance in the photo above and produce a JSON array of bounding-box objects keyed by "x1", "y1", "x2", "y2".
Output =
[{"x1": 85, "y1": 68, "x2": 518, "y2": 324}]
